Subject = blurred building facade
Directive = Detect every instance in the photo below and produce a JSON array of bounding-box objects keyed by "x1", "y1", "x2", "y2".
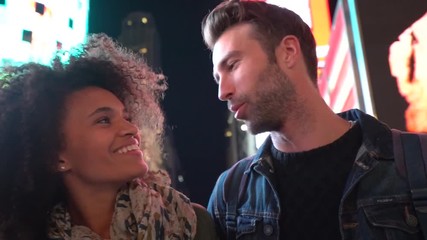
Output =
[
  {"x1": 118, "y1": 11, "x2": 188, "y2": 192},
  {"x1": 118, "y1": 11, "x2": 161, "y2": 70}
]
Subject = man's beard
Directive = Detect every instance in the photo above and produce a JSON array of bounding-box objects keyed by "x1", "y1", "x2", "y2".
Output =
[{"x1": 245, "y1": 63, "x2": 297, "y2": 134}]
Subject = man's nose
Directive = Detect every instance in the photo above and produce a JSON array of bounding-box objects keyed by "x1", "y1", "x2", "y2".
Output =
[{"x1": 218, "y1": 74, "x2": 234, "y2": 101}]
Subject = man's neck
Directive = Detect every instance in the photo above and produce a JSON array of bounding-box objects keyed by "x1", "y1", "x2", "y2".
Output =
[{"x1": 271, "y1": 109, "x2": 351, "y2": 153}]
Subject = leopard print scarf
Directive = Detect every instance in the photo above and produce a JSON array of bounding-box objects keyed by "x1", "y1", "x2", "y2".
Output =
[{"x1": 48, "y1": 171, "x2": 196, "y2": 240}]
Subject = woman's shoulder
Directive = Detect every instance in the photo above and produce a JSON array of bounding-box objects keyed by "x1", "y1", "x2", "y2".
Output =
[{"x1": 191, "y1": 203, "x2": 219, "y2": 240}]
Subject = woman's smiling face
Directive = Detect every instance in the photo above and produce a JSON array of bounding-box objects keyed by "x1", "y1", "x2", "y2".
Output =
[{"x1": 59, "y1": 86, "x2": 147, "y2": 188}]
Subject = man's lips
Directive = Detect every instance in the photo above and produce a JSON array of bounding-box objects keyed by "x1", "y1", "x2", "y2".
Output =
[
  {"x1": 229, "y1": 103, "x2": 247, "y2": 119},
  {"x1": 229, "y1": 103, "x2": 244, "y2": 112}
]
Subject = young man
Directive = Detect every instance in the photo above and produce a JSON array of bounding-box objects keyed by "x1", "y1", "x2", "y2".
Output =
[{"x1": 202, "y1": 1, "x2": 424, "y2": 239}]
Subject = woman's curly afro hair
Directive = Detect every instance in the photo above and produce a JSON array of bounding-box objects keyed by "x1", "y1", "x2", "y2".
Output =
[{"x1": 0, "y1": 33, "x2": 167, "y2": 239}]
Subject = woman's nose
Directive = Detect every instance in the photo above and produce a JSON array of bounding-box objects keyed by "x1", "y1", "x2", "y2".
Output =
[{"x1": 119, "y1": 119, "x2": 140, "y2": 137}]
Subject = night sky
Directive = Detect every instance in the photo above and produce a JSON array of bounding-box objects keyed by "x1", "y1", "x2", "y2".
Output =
[{"x1": 89, "y1": 0, "x2": 228, "y2": 205}]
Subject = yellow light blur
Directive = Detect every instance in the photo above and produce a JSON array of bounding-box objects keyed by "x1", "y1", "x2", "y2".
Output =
[
  {"x1": 141, "y1": 17, "x2": 148, "y2": 24},
  {"x1": 139, "y1": 48, "x2": 148, "y2": 54}
]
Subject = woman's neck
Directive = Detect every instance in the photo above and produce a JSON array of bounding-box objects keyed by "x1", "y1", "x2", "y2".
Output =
[{"x1": 66, "y1": 185, "x2": 119, "y2": 239}]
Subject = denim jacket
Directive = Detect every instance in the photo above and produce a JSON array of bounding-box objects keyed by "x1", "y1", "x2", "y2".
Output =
[{"x1": 207, "y1": 109, "x2": 424, "y2": 239}]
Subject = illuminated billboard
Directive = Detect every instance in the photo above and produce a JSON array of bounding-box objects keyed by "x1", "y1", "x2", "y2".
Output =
[
  {"x1": 321, "y1": 0, "x2": 427, "y2": 132},
  {"x1": 318, "y1": 1, "x2": 362, "y2": 114},
  {"x1": 0, "y1": 0, "x2": 89, "y2": 66},
  {"x1": 389, "y1": 13, "x2": 427, "y2": 132}
]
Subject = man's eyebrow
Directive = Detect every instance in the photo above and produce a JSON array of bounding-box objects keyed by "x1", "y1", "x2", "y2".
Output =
[
  {"x1": 217, "y1": 51, "x2": 240, "y2": 69},
  {"x1": 213, "y1": 50, "x2": 241, "y2": 83}
]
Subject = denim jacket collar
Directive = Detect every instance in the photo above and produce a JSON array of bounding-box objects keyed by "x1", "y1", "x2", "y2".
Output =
[{"x1": 338, "y1": 109, "x2": 394, "y2": 160}]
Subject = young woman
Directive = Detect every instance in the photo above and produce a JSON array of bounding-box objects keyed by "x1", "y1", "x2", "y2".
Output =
[{"x1": 0, "y1": 34, "x2": 216, "y2": 240}]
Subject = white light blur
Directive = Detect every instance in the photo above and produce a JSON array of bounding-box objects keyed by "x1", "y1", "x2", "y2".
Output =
[
  {"x1": 255, "y1": 132, "x2": 270, "y2": 149},
  {"x1": 240, "y1": 124, "x2": 248, "y2": 131},
  {"x1": 266, "y1": 0, "x2": 312, "y2": 27}
]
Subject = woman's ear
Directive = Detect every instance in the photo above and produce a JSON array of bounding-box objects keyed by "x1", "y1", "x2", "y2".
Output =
[{"x1": 57, "y1": 157, "x2": 70, "y2": 172}]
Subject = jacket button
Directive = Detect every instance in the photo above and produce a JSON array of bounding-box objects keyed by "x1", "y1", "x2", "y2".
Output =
[
  {"x1": 263, "y1": 224, "x2": 274, "y2": 236},
  {"x1": 406, "y1": 214, "x2": 418, "y2": 227}
]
